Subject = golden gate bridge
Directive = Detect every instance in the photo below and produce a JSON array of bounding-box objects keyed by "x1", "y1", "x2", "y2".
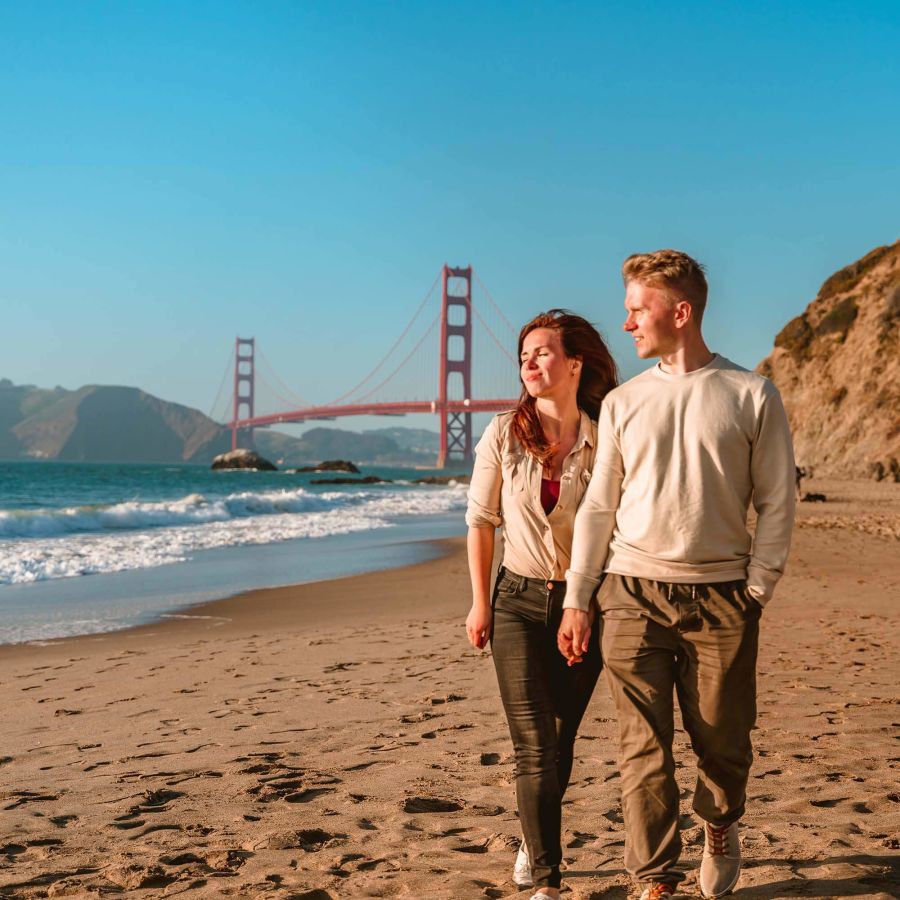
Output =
[{"x1": 207, "y1": 266, "x2": 522, "y2": 467}]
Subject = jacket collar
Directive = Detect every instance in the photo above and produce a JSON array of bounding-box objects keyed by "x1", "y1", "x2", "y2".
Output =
[{"x1": 573, "y1": 409, "x2": 595, "y2": 451}]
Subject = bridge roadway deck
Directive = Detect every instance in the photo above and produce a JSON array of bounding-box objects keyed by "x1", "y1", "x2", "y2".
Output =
[{"x1": 234, "y1": 399, "x2": 519, "y2": 429}]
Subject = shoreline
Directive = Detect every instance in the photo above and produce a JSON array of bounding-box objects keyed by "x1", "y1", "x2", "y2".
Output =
[
  {"x1": 0, "y1": 535, "x2": 467, "y2": 662},
  {"x1": 0, "y1": 509, "x2": 468, "y2": 647}
]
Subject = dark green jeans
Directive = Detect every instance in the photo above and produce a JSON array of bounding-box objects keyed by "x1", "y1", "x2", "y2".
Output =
[{"x1": 490, "y1": 568, "x2": 602, "y2": 889}]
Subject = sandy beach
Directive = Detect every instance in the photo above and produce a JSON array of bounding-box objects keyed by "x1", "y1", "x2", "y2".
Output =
[{"x1": 1, "y1": 478, "x2": 898, "y2": 899}]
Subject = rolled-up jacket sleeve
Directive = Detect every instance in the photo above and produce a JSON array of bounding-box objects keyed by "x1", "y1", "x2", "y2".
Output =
[{"x1": 465, "y1": 415, "x2": 503, "y2": 529}]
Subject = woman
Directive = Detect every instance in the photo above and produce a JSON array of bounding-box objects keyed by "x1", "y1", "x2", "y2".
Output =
[{"x1": 465, "y1": 309, "x2": 618, "y2": 899}]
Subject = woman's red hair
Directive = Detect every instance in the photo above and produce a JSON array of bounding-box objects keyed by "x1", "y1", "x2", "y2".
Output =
[{"x1": 512, "y1": 309, "x2": 618, "y2": 465}]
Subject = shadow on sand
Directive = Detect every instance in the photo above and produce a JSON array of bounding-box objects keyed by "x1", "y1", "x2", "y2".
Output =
[{"x1": 567, "y1": 853, "x2": 899, "y2": 899}]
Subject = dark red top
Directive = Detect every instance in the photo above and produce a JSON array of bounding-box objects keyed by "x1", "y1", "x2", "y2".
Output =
[{"x1": 540, "y1": 478, "x2": 561, "y2": 515}]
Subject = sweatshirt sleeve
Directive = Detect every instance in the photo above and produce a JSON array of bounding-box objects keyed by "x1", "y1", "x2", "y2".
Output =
[
  {"x1": 465, "y1": 415, "x2": 503, "y2": 529},
  {"x1": 564, "y1": 401, "x2": 624, "y2": 611},
  {"x1": 746, "y1": 382, "x2": 796, "y2": 606}
]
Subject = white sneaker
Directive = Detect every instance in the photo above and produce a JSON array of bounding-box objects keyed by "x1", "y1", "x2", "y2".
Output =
[
  {"x1": 700, "y1": 820, "x2": 741, "y2": 898},
  {"x1": 513, "y1": 840, "x2": 533, "y2": 887}
]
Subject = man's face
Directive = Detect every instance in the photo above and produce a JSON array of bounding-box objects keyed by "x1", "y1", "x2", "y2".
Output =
[{"x1": 623, "y1": 280, "x2": 679, "y2": 359}]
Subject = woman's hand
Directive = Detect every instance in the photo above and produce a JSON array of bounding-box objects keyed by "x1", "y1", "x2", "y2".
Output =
[
  {"x1": 558, "y1": 607, "x2": 592, "y2": 665},
  {"x1": 466, "y1": 526, "x2": 496, "y2": 651},
  {"x1": 466, "y1": 602, "x2": 493, "y2": 650}
]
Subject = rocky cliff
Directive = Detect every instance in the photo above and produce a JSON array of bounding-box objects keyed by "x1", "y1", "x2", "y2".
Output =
[{"x1": 756, "y1": 240, "x2": 900, "y2": 478}]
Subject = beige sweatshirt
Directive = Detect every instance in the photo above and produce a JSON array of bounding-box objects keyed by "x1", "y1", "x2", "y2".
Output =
[{"x1": 564, "y1": 355, "x2": 796, "y2": 611}]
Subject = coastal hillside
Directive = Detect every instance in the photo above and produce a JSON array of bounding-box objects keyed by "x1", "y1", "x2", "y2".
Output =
[
  {"x1": 0, "y1": 379, "x2": 444, "y2": 465},
  {"x1": 257, "y1": 426, "x2": 440, "y2": 467},
  {"x1": 756, "y1": 240, "x2": 900, "y2": 478},
  {"x1": 2, "y1": 382, "x2": 231, "y2": 463}
]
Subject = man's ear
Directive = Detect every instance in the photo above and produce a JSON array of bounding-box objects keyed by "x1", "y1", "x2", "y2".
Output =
[{"x1": 673, "y1": 300, "x2": 693, "y2": 330}]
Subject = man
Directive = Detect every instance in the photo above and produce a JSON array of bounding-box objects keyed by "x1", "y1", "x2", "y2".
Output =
[{"x1": 558, "y1": 250, "x2": 795, "y2": 900}]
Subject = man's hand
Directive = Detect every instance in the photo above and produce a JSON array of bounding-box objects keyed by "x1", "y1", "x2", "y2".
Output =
[
  {"x1": 466, "y1": 603, "x2": 492, "y2": 650},
  {"x1": 558, "y1": 608, "x2": 591, "y2": 665}
]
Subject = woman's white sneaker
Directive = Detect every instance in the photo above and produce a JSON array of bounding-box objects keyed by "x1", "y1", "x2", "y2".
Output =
[{"x1": 513, "y1": 840, "x2": 533, "y2": 887}]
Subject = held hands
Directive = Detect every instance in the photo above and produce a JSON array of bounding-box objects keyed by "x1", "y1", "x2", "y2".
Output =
[
  {"x1": 558, "y1": 607, "x2": 592, "y2": 666},
  {"x1": 466, "y1": 603, "x2": 492, "y2": 650}
]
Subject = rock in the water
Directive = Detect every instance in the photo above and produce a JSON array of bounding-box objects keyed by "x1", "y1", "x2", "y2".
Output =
[
  {"x1": 413, "y1": 474, "x2": 471, "y2": 485},
  {"x1": 211, "y1": 449, "x2": 278, "y2": 471},
  {"x1": 310, "y1": 475, "x2": 392, "y2": 485},
  {"x1": 293, "y1": 459, "x2": 360, "y2": 474}
]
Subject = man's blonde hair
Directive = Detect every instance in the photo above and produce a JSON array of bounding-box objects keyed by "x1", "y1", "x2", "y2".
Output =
[{"x1": 622, "y1": 249, "x2": 708, "y2": 320}]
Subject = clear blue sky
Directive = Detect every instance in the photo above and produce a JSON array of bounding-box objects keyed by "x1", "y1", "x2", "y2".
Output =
[{"x1": 2, "y1": 1, "x2": 898, "y2": 434}]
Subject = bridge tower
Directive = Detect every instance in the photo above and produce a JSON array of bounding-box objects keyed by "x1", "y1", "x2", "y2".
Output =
[
  {"x1": 231, "y1": 336, "x2": 256, "y2": 451},
  {"x1": 437, "y1": 265, "x2": 473, "y2": 468}
]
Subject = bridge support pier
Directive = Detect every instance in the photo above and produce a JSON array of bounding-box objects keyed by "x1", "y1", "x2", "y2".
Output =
[
  {"x1": 437, "y1": 265, "x2": 473, "y2": 468},
  {"x1": 231, "y1": 337, "x2": 256, "y2": 451}
]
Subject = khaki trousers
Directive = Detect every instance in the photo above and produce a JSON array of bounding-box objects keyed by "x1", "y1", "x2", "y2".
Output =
[{"x1": 599, "y1": 574, "x2": 760, "y2": 886}]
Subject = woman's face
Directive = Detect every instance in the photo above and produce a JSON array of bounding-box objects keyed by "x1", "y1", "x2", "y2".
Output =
[{"x1": 519, "y1": 327, "x2": 579, "y2": 400}]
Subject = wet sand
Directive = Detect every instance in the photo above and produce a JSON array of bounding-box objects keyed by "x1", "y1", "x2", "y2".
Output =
[{"x1": 1, "y1": 478, "x2": 898, "y2": 898}]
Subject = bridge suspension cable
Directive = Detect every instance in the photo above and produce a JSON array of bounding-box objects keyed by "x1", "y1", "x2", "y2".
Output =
[
  {"x1": 473, "y1": 268, "x2": 518, "y2": 338},
  {"x1": 471, "y1": 304, "x2": 518, "y2": 366},
  {"x1": 207, "y1": 351, "x2": 234, "y2": 422},
  {"x1": 468, "y1": 269, "x2": 520, "y2": 404},
  {"x1": 349, "y1": 312, "x2": 440, "y2": 405},
  {"x1": 325, "y1": 270, "x2": 441, "y2": 407},
  {"x1": 255, "y1": 370, "x2": 310, "y2": 415},
  {"x1": 256, "y1": 346, "x2": 312, "y2": 409}
]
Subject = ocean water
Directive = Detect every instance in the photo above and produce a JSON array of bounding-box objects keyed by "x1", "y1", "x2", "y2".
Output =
[{"x1": 0, "y1": 461, "x2": 470, "y2": 644}]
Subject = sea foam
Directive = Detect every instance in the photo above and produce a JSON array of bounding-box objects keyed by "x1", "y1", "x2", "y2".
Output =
[{"x1": 0, "y1": 484, "x2": 467, "y2": 585}]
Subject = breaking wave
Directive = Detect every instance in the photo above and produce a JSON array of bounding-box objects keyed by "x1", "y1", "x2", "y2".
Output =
[{"x1": 0, "y1": 484, "x2": 467, "y2": 585}]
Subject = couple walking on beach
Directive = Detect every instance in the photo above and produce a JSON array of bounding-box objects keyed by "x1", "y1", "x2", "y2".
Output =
[{"x1": 465, "y1": 249, "x2": 796, "y2": 899}]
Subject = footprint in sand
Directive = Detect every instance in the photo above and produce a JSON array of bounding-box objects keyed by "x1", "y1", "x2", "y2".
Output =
[
  {"x1": 429, "y1": 693, "x2": 466, "y2": 705},
  {"x1": 126, "y1": 788, "x2": 183, "y2": 815},
  {"x1": 264, "y1": 828, "x2": 346, "y2": 851},
  {"x1": 402, "y1": 796, "x2": 464, "y2": 813},
  {"x1": 286, "y1": 788, "x2": 336, "y2": 803},
  {"x1": 566, "y1": 831, "x2": 598, "y2": 848},
  {"x1": 49, "y1": 814, "x2": 78, "y2": 827},
  {"x1": 3, "y1": 790, "x2": 59, "y2": 810},
  {"x1": 323, "y1": 662, "x2": 359, "y2": 672},
  {"x1": 809, "y1": 797, "x2": 849, "y2": 808},
  {"x1": 400, "y1": 711, "x2": 442, "y2": 724},
  {"x1": 470, "y1": 803, "x2": 505, "y2": 816}
]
